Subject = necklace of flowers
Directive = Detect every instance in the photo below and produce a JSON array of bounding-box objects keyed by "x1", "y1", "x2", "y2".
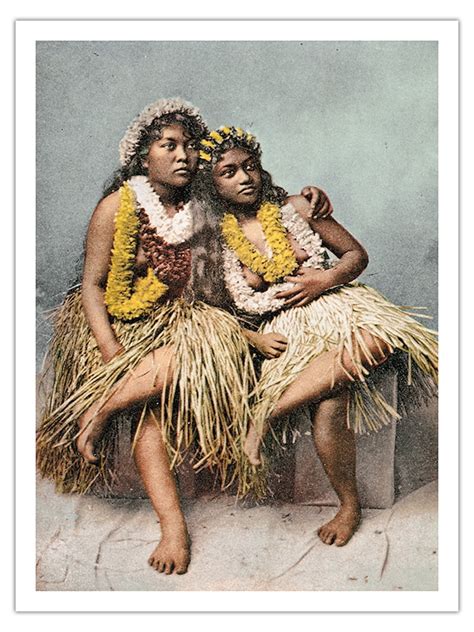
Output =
[
  {"x1": 222, "y1": 202, "x2": 332, "y2": 315},
  {"x1": 129, "y1": 175, "x2": 194, "y2": 244},
  {"x1": 104, "y1": 182, "x2": 169, "y2": 321},
  {"x1": 220, "y1": 201, "x2": 298, "y2": 283},
  {"x1": 138, "y1": 208, "x2": 192, "y2": 287}
]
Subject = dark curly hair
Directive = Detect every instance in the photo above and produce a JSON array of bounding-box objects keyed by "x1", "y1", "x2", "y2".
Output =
[{"x1": 193, "y1": 135, "x2": 288, "y2": 216}]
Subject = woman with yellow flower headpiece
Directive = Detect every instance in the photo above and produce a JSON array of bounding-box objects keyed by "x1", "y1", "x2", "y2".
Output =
[{"x1": 195, "y1": 125, "x2": 438, "y2": 548}]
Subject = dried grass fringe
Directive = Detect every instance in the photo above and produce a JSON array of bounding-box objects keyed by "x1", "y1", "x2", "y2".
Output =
[
  {"x1": 251, "y1": 282, "x2": 438, "y2": 440},
  {"x1": 236, "y1": 282, "x2": 438, "y2": 497},
  {"x1": 36, "y1": 290, "x2": 260, "y2": 496}
]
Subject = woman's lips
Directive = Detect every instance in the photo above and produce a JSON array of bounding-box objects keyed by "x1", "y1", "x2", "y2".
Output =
[{"x1": 239, "y1": 186, "x2": 256, "y2": 194}]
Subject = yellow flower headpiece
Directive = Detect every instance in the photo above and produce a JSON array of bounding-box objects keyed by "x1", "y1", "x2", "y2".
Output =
[{"x1": 199, "y1": 126, "x2": 261, "y2": 165}]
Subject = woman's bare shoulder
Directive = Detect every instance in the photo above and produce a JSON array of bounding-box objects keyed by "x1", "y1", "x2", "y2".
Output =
[
  {"x1": 95, "y1": 190, "x2": 120, "y2": 215},
  {"x1": 89, "y1": 190, "x2": 120, "y2": 224},
  {"x1": 86, "y1": 190, "x2": 121, "y2": 238}
]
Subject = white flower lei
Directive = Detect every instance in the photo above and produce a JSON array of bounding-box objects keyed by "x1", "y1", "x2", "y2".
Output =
[
  {"x1": 128, "y1": 176, "x2": 194, "y2": 244},
  {"x1": 223, "y1": 203, "x2": 333, "y2": 315}
]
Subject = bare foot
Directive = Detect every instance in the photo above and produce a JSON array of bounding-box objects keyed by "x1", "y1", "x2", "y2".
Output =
[
  {"x1": 148, "y1": 522, "x2": 191, "y2": 575},
  {"x1": 76, "y1": 402, "x2": 108, "y2": 465},
  {"x1": 317, "y1": 503, "x2": 361, "y2": 547},
  {"x1": 243, "y1": 425, "x2": 262, "y2": 466}
]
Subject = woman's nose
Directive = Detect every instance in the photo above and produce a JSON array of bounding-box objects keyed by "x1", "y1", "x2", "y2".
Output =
[
  {"x1": 175, "y1": 145, "x2": 188, "y2": 162},
  {"x1": 239, "y1": 168, "x2": 251, "y2": 182}
]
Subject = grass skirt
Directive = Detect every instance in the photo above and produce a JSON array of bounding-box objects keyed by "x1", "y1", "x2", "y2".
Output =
[
  {"x1": 251, "y1": 282, "x2": 438, "y2": 440},
  {"x1": 36, "y1": 290, "x2": 256, "y2": 496}
]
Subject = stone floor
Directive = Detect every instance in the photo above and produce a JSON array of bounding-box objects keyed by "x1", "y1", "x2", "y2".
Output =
[{"x1": 36, "y1": 478, "x2": 437, "y2": 592}]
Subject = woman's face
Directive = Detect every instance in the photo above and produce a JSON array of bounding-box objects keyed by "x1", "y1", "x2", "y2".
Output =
[
  {"x1": 211, "y1": 147, "x2": 262, "y2": 208},
  {"x1": 143, "y1": 124, "x2": 199, "y2": 188}
]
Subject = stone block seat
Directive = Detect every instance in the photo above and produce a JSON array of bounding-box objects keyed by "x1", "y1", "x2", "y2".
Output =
[{"x1": 104, "y1": 372, "x2": 403, "y2": 509}]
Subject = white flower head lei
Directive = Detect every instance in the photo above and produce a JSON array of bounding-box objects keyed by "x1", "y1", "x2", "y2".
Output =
[
  {"x1": 223, "y1": 203, "x2": 334, "y2": 315},
  {"x1": 119, "y1": 97, "x2": 208, "y2": 168}
]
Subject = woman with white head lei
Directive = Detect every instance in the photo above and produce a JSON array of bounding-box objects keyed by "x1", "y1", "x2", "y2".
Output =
[{"x1": 36, "y1": 98, "x2": 256, "y2": 575}]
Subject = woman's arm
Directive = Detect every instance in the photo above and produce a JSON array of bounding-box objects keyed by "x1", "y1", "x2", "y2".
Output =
[
  {"x1": 81, "y1": 191, "x2": 125, "y2": 363},
  {"x1": 276, "y1": 195, "x2": 369, "y2": 307}
]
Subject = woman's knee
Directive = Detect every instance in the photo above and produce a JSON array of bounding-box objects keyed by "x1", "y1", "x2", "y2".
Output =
[
  {"x1": 151, "y1": 345, "x2": 176, "y2": 388},
  {"x1": 358, "y1": 330, "x2": 391, "y2": 366},
  {"x1": 341, "y1": 331, "x2": 391, "y2": 378}
]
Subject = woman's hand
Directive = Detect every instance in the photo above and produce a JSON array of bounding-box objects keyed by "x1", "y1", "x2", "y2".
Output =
[
  {"x1": 300, "y1": 186, "x2": 334, "y2": 219},
  {"x1": 246, "y1": 331, "x2": 288, "y2": 359},
  {"x1": 101, "y1": 342, "x2": 125, "y2": 364},
  {"x1": 275, "y1": 268, "x2": 332, "y2": 307}
]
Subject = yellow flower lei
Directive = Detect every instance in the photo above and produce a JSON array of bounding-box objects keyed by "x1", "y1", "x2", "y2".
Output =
[
  {"x1": 104, "y1": 182, "x2": 168, "y2": 320},
  {"x1": 221, "y1": 202, "x2": 298, "y2": 283}
]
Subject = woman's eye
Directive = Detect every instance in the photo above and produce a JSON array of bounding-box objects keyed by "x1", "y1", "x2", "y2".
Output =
[
  {"x1": 246, "y1": 163, "x2": 256, "y2": 171},
  {"x1": 187, "y1": 141, "x2": 198, "y2": 150},
  {"x1": 163, "y1": 142, "x2": 176, "y2": 150}
]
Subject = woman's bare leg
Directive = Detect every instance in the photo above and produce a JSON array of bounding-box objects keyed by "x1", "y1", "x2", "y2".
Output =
[
  {"x1": 133, "y1": 409, "x2": 190, "y2": 574},
  {"x1": 244, "y1": 330, "x2": 390, "y2": 465},
  {"x1": 77, "y1": 346, "x2": 175, "y2": 463},
  {"x1": 312, "y1": 393, "x2": 361, "y2": 546}
]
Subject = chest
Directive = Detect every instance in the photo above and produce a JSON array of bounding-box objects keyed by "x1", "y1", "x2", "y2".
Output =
[{"x1": 239, "y1": 218, "x2": 308, "y2": 290}]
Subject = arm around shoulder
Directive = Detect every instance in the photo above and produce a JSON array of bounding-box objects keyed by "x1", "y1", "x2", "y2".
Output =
[
  {"x1": 285, "y1": 194, "x2": 313, "y2": 219},
  {"x1": 286, "y1": 194, "x2": 369, "y2": 281}
]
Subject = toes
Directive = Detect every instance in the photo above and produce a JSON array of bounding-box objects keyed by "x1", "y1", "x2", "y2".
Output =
[
  {"x1": 335, "y1": 527, "x2": 354, "y2": 546},
  {"x1": 149, "y1": 554, "x2": 163, "y2": 571},
  {"x1": 175, "y1": 565, "x2": 188, "y2": 575},
  {"x1": 319, "y1": 527, "x2": 336, "y2": 545},
  {"x1": 77, "y1": 438, "x2": 98, "y2": 464},
  {"x1": 175, "y1": 555, "x2": 190, "y2": 575},
  {"x1": 83, "y1": 438, "x2": 98, "y2": 462},
  {"x1": 148, "y1": 545, "x2": 190, "y2": 575}
]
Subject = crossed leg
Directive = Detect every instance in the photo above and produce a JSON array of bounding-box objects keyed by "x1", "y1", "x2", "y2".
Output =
[
  {"x1": 77, "y1": 345, "x2": 175, "y2": 463},
  {"x1": 244, "y1": 329, "x2": 391, "y2": 465}
]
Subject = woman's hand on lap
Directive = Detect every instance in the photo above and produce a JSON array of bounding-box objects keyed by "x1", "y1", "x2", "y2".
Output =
[{"x1": 251, "y1": 332, "x2": 288, "y2": 359}]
